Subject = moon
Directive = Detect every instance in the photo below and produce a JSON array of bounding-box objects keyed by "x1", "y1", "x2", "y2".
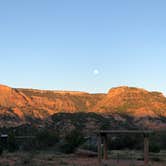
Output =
[{"x1": 93, "y1": 69, "x2": 100, "y2": 75}]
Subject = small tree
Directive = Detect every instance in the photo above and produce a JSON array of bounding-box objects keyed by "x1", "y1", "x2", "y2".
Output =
[
  {"x1": 7, "y1": 132, "x2": 18, "y2": 152},
  {"x1": 150, "y1": 143, "x2": 160, "y2": 153},
  {"x1": 61, "y1": 129, "x2": 85, "y2": 154},
  {"x1": 35, "y1": 130, "x2": 59, "y2": 150}
]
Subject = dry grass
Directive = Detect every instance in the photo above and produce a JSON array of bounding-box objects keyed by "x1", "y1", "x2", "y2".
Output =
[{"x1": 0, "y1": 151, "x2": 165, "y2": 166}]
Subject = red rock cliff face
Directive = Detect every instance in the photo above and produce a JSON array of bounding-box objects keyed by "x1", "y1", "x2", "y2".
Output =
[
  {"x1": 0, "y1": 85, "x2": 105, "y2": 124},
  {"x1": 92, "y1": 86, "x2": 166, "y2": 117},
  {"x1": 0, "y1": 84, "x2": 166, "y2": 127},
  {"x1": 0, "y1": 85, "x2": 30, "y2": 107}
]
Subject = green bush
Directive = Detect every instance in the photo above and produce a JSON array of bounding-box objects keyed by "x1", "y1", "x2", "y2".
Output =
[
  {"x1": 35, "y1": 130, "x2": 59, "y2": 150},
  {"x1": 150, "y1": 143, "x2": 160, "y2": 153},
  {"x1": 81, "y1": 143, "x2": 97, "y2": 152},
  {"x1": 7, "y1": 132, "x2": 18, "y2": 152},
  {"x1": 107, "y1": 134, "x2": 142, "y2": 150},
  {"x1": 61, "y1": 129, "x2": 85, "y2": 154},
  {"x1": 21, "y1": 138, "x2": 36, "y2": 151}
]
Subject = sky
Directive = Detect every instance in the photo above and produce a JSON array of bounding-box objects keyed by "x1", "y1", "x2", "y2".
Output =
[{"x1": 0, "y1": 0, "x2": 166, "y2": 94}]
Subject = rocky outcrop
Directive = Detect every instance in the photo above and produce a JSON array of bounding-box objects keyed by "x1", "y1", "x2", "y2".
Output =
[
  {"x1": 92, "y1": 86, "x2": 166, "y2": 117},
  {"x1": 0, "y1": 84, "x2": 166, "y2": 128}
]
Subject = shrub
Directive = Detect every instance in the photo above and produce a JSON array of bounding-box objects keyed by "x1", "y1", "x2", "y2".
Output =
[
  {"x1": 21, "y1": 138, "x2": 36, "y2": 151},
  {"x1": 35, "y1": 130, "x2": 59, "y2": 150},
  {"x1": 150, "y1": 143, "x2": 160, "y2": 153},
  {"x1": 7, "y1": 132, "x2": 18, "y2": 152},
  {"x1": 60, "y1": 129, "x2": 85, "y2": 154},
  {"x1": 81, "y1": 143, "x2": 97, "y2": 152}
]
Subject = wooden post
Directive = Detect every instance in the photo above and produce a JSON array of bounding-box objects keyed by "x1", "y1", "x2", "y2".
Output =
[
  {"x1": 103, "y1": 134, "x2": 108, "y2": 160},
  {"x1": 144, "y1": 134, "x2": 149, "y2": 166},
  {"x1": 98, "y1": 134, "x2": 102, "y2": 166}
]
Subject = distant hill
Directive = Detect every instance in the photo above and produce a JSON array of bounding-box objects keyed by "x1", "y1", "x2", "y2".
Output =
[
  {"x1": 93, "y1": 86, "x2": 166, "y2": 117},
  {"x1": 0, "y1": 84, "x2": 166, "y2": 130}
]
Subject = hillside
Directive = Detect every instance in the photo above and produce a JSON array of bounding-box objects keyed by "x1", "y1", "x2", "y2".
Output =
[
  {"x1": 0, "y1": 84, "x2": 104, "y2": 127},
  {"x1": 0, "y1": 84, "x2": 166, "y2": 129},
  {"x1": 93, "y1": 86, "x2": 166, "y2": 117}
]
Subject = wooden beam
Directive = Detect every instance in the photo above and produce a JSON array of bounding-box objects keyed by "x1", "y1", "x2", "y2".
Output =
[
  {"x1": 99, "y1": 130, "x2": 153, "y2": 134},
  {"x1": 98, "y1": 134, "x2": 102, "y2": 166},
  {"x1": 144, "y1": 135, "x2": 149, "y2": 166},
  {"x1": 103, "y1": 134, "x2": 108, "y2": 160}
]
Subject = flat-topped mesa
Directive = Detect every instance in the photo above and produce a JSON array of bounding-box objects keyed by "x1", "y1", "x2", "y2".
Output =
[
  {"x1": 18, "y1": 88, "x2": 90, "y2": 96},
  {"x1": 53, "y1": 91, "x2": 89, "y2": 95},
  {"x1": 93, "y1": 86, "x2": 166, "y2": 117},
  {"x1": 108, "y1": 86, "x2": 166, "y2": 100},
  {"x1": 108, "y1": 86, "x2": 149, "y2": 95}
]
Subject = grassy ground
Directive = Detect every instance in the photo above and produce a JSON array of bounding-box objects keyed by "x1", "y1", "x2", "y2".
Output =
[{"x1": 0, "y1": 151, "x2": 165, "y2": 166}]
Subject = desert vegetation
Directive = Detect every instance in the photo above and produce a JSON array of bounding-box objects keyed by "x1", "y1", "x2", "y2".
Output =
[{"x1": 0, "y1": 122, "x2": 166, "y2": 165}]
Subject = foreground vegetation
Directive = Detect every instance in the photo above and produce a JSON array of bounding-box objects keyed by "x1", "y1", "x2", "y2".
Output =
[
  {"x1": 0, "y1": 151, "x2": 166, "y2": 166},
  {"x1": 1, "y1": 112, "x2": 166, "y2": 165},
  {"x1": 0, "y1": 129, "x2": 166, "y2": 166},
  {"x1": 1, "y1": 113, "x2": 166, "y2": 155}
]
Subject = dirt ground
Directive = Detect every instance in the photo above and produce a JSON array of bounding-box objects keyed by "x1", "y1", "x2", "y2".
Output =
[{"x1": 0, "y1": 151, "x2": 165, "y2": 166}]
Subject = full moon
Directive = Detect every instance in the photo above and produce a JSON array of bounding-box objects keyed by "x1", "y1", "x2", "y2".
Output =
[{"x1": 93, "y1": 69, "x2": 99, "y2": 75}]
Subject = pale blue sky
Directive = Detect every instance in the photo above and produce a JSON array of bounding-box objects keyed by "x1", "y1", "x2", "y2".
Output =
[{"x1": 0, "y1": 0, "x2": 166, "y2": 94}]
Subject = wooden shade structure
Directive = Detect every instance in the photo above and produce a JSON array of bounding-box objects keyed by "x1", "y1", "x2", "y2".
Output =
[{"x1": 97, "y1": 130, "x2": 153, "y2": 166}]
